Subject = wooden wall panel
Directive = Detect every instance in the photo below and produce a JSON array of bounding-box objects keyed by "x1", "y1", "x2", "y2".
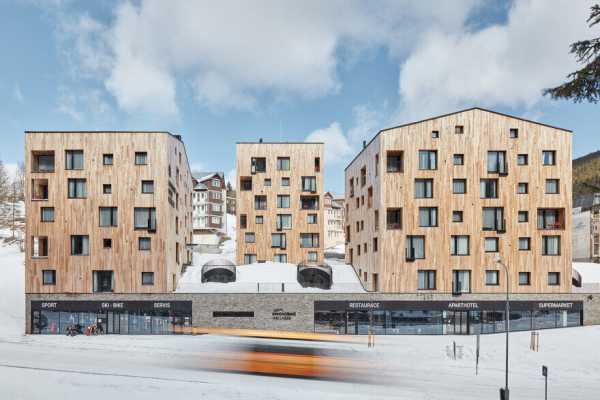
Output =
[
  {"x1": 236, "y1": 143, "x2": 324, "y2": 265},
  {"x1": 25, "y1": 132, "x2": 193, "y2": 294},
  {"x1": 345, "y1": 108, "x2": 572, "y2": 293}
]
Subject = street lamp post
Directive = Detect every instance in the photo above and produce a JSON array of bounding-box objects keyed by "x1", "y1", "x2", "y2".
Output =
[{"x1": 495, "y1": 255, "x2": 510, "y2": 400}]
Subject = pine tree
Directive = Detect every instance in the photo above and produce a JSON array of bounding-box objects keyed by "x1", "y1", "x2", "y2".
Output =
[{"x1": 544, "y1": 5, "x2": 600, "y2": 103}]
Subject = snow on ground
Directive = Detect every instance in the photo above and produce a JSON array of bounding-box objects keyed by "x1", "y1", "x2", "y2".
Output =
[
  {"x1": 573, "y1": 262, "x2": 600, "y2": 292},
  {"x1": 1, "y1": 240, "x2": 600, "y2": 399}
]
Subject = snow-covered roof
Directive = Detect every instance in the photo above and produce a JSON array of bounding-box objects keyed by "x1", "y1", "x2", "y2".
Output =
[
  {"x1": 193, "y1": 171, "x2": 224, "y2": 183},
  {"x1": 178, "y1": 258, "x2": 364, "y2": 293},
  {"x1": 193, "y1": 182, "x2": 208, "y2": 191}
]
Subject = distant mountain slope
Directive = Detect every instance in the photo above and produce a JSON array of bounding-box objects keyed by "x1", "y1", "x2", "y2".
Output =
[{"x1": 574, "y1": 150, "x2": 600, "y2": 202}]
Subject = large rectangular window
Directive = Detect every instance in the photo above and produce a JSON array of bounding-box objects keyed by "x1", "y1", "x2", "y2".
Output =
[
  {"x1": 487, "y1": 151, "x2": 507, "y2": 174},
  {"x1": 65, "y1": 150, "x2": 84, "y2": 170},
  {"x1": 240, "y1": 177, "x2": 252, "y2": 191},
  {"x1": 418, "y1": 207, "x2": 437, "y2": 227},
  {"x1": 300, "y1": 196, "x2": 319, "y2": 210},
  {"x1": 93, "y1": 270, "x2": 113, "y2": 292},
  {"x1": 301, "y1": 176, "x2": 317, "y2": 192},
  {"x1": 451, "y1": 235, "x2": 469, "y2": 256},
  {"x1": 386, "y1": 208, "x2": 402, "y2": 229},
  {"x1": 415, "y1": 179, "x2": 433, "y2": 198},
  {"x1": 99, "y1": 207, "x2": 118, "y2": 227},
  {"x1": 272, "y1": 233, "x2": 286, "y2": 249},
  {"x1": 417, "y1": 270, "x2": 436, "y2": 290},
  {"x1": 276, "y1": 214, "x2": 292, "y2": 230},
  {"x1": 70, "y1": 235, "x2": 89, "y2": 256},
  {"x1": 134, "y1": 207, "x2": 157, "y2": 231},
  {"x1": 386, "y1": 151, "x2": 403, "y2": 172},
  {"x1": 274, "y1": 254, "x2": 287, "y2": 263},
  {"x1": 405, "y1": 235, "x2": 425, "y2": 260},
  {"x1": 484, "y1": 237, "x2": 499, "y2": 252},
  {"x1": 32, "y1": 151, "x2": 55, "y2": 172},
  {"x1": 537, "y1": 209, "x2": 563, "y2": 229},
  {"x1": 300, "y1": 233, "x2": 319, "y2": 248},
  {"x1": 452, "y1": 270, "x2": 471, "y2": 294},
  {"x1": 277, "y1": 157, "x2": 290, "y2": 171},
  {"x1": 32, "y1": 236, "x2": 48, "y2": 257},
  {"x1": 542, "y1": 236, "x2": 560, "y2": 255},
  {"x1": 482, "y1": 207, "x2": 505, "y2": 231},
  {"x1": 277, "y1": 195, "x2": 290, "y2": 208},
  {"x1": 67, "y1": 179, "x2": 87, "y2": 198},
  {"x1": 244, "y1": 254, "x2": 257, "y2": 264},
  {"x1": 254, "y1": 195, "x2": 267, "y2": 210},
  {"x1": 418, "y1": 150, "x2": 437, "y2": 170},
  {"x1": 480, "y1": 179, "x2": 498, "y2": 199}
]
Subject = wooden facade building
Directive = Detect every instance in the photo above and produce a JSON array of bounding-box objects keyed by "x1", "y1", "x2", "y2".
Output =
[
  {"x1": 345, "y1": 108, "x2": 572, "y2": 293},
  {"x1": 236, "y1": 142, "x2": 324, "y2": 265},
  {"x1": 25, "y1": 131, "x2": 194, "y2": 294}
]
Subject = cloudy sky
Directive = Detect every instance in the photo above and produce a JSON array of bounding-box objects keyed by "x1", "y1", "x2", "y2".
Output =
[{"x1": 1, "y1": 0, "x2": 599, "y2": 193}]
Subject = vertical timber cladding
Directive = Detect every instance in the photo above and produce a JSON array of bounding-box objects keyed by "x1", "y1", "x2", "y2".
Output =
[
  {"x1": 236, "y1": 142, "x2": 325, "y2": 265},
  {"x1": 345, "y1": 108, "x2": 572, "y2": 293},
  {"x1": 24, "y1": 131, "x2": 194, "y2": 294}
]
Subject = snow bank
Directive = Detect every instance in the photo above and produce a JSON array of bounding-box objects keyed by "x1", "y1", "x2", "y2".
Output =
[
  {"x1": 573, "y1": 262, "x2": 600, "y2": 283},
  {"x1": 0, "y1": 243, "x2": 25, "y2": 338}
]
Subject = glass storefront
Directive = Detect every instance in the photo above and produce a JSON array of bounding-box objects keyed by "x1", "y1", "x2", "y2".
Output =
[
  {"x1": 31, "y1": 301, "x2": 192, "y2": 335},
  {"x1": 314, "y1": 301, "x2": 583, "y2": 335}
]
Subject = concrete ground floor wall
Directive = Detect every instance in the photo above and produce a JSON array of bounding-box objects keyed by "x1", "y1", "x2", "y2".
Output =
[{"x1": 25, "y1": 292, "x2": 600, "y2": 334}]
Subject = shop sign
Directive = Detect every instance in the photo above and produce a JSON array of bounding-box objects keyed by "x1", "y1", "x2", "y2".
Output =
[{"x1": 272, "y1": 308, "x2": 296, "y2": 320}]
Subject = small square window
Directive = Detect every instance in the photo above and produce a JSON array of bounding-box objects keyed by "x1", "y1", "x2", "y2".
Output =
[
  {"x1": 453, "y1": 154, "x2": 464, "y2": 165},
  {"x1": 431, "y1": 130, "x2": 439, "y2": 138},
  {"x1": 138, "y1": 237, "x2": 151, "y2": 251},
  {"x1": 546, "y1": 179, "x2": 559, "y2": 194},
  {"x1": 103, "y1": 184, "x2": 112, "y2": 194},
  {"x1": 142, "y1": 272, "x2": 154, "y2": 285},
  {"x1": 509, "y1": 128, "x2": 519, "y2": 138},
  {"x1": 517, "y1": 182, "x2": 528, "y2": 194},
  {"x1": 141, "y1": 180, "x2": 154, "y2": 194},
  {"x1": 519, "y1": 237, "x2": 531, "y2": 251},
  {"x1": 255, "y1": 215, "x2": 263, "y2": 224},
  {"x1": 484, "y1": 237, "x2": 499, "y2": 252},
  {"x1": 42, "y1": 269, "x2": 56, "y2": 285},
  {"x1": 103, "y1": 153, "x2": 113, "y2": 165},
  {"x1": 103, "y1": 238, "x2": 112, "y2": 249},
  {"x1": 264, "y1": 178, "x2": 272, "y2": 186},
  {"x1": 135, "y1": 152, "x2": 148, "y2": 165},
  {"x1": 517, "y1": 154, "x2": 528, "y2": 165},
  {"x1": 518, "y1": 211, "x2": 528, "y2": 223},
  {"x1": 452, "y1": 211, "x2": 463, "y2": 223},
  {"x1": 453, "y1": 179, "x2": 466, "y2": 194},
  {"x1": 41, "y1": 207, "x2": 55, "y2": 222},
  {"x1": 519, "y1": 272, "x2": 531, "y2": 286},
  {"x1": 548, "y1": 272, "x2": 560, "y2": 286},
  {"x1": 281, "y1": 177, "x2": 290, "y2": 187},
  {"x1": 307, "y1": 214, "x2": 318, "y2": 224},
  {"x1": 455, "y1": 125, "x2": 464, "y2": 134},
  {"x1": 485, "y1": 270, "x2": 499, "y2": 286},
  {"x1": 245, "y1": 232, "x2": 256, "y2": 243}
]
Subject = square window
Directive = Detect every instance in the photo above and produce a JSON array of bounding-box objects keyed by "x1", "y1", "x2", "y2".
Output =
[
  {"x1": 251, "y1": 157, "x2": 266, "y2": 173},
  {"x1": 245, "y1": 232, "x2": 256, "y2": 243},
  {"x1": 277, "y1": 195, "x2": 290, "y2": 208},
  {"x1": 307, "y1": 214, "x2": 318, "y2": 224},
  {"x1": 452, "y1": 211, "x2": 463, "y2": 223},
  {"x1": 281, "y1": 177, "x2": 290, "y2": 187},
  {"x1": 139, "y1": 237, "x2": 151, "y2": 250},
  {"x1": 142, "y1": 272, "x2": 154, "y2": 285},
  {"x1": 518, "y1": 211, "x2": 528, "y2": 223},
  {"x1": 103, "y1": 184, "x2": 112, "y2": 194},
  {"x1": 103, "y1": 153, "x2": 113, "y2": 165},
  {"x1": 141, "y1": 180, "x2": 154, "y2": 194},
  {"x1": 548, "y1": 272, "x2": 560, "y2": 286},
  {"x1": 418, "y1": 150, "x2": 437, "y2": 170},
  {"x1": 255, "y1": 215, "x2": 263, "y2": 224},
  {"x1": 42, "y1": 269, "x2": 56, "y2": 285},
  {"x1": 509, "y1": 128, "x2": 518, "y2": 138},
  {"x1": 41, "y1": 207, "x2": 54, "y2": 222},
  {"x1": 386, "y1": 208, "x2": 402, "y2": 229},
  {"x1": 415, "y1": 179, "x2": 433, "y2": 198},
  {"x1": 431, "y1": 130, "x2": 439, "y2": 138},
  {"x1": 70, "y1": 235, "x2": 89, "y2": 256},
  {"x1": 542, "y1": 151, "x2": 556, "y2": 166},
  {"x1": 484, "y1": 237, "x2": 499, "y2": 252},
  {"x1": 455, "y1": 125, "x2": 464, "y2": 134},
  {"x1": 417, "y1": 270, "x2": 436, "y2": 290},
  {"x1": 485, "y1": 270, "x2": 499, "y2": 285},
  {"x1": 519, "y1": 272, "x2": 531, "y2": 285},
  {"x1": 517, "y1": 182, "x2": 528, "y2": 194},
  {"x1": 453, "y1": 179, "x2": 466, "y2": 194},
  {"x1": 453, "y1": 154, "x2": 464, "y2": 165},
  {"x1": 307, "y1": 251, "x2": 318, "y2": 262},
  {"x1": 451, "y1": 235, "x2": 469, "y2": 256},
  {"x1": 546, "y1": 179, "x2": 559, "y2": 194},
  {"x1": 67, "y1": 178, "x2": 87, "y2": 198},
  {"x1": 135, "y1": 152, "x2": 148, "y2": 165},
  {"x1": 542, "y1": 236, "x2": 560, "y2": 255},
  {"x1": 277, "y1": 157, "x2": 290, "y2": 171},
  {"x1": 519, "y1": 237, "x2": 531, "y2": 250},
  {"x1": 103, "y1": 238, "x2": 112, "y2": 249},
  {"x1": 99, "y1": 207, "x2": 118, "y2": 227},
  {"x1": 274, "y1": 254, "x2": 287, "y2": 263},
  {"x1": 264, "y1": 178, "x2": 272, "y2": 186},
  {"x1": 517, "y1": 154, "x2": 528, "y2": 165},
  {"x1": 386, "y1": 151, "x2": 403, "y2": 172},
  {"x1": 65, "y1": 150, "x2": 84, "y2": 170}
]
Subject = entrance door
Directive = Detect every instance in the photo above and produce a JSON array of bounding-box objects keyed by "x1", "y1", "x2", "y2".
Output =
[{"x1": 446, "y1": 311, "x2": 469, "y2": 335}]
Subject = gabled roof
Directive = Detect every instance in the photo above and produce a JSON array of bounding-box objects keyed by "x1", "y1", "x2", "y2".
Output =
[
  {"x1": 193, "y1": 171, "x2": 224, "y2": 183},
  {"x1": 345, "y1": 106, "x2": 572, "y2": 171}
]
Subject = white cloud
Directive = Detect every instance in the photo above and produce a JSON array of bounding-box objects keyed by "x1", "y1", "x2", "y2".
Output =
[
  {"x1": 396, "y1": 0, "x2": 598, "y2": 122},
  {"x1": 56, "y1": 86, "x2": 112, "y2": 122},
  {"x1": 306, "y1": 122, "x2": 352, "y2": 164},
  {"x1": 60, "y1": 0, "x2": 480, "y2": 115}
]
